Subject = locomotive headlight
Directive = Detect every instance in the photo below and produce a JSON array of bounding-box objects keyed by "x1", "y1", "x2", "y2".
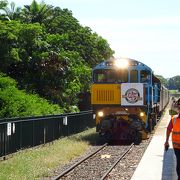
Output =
[
  {"x1": 98, "y1": 111, "x2": 104, "y2": 117},
  {"x1": 140, "y1": 112, "x2": 145, "y2": 117},
  {"x1": 114, "y1": 59, "x2": 129, "y2": 69}
]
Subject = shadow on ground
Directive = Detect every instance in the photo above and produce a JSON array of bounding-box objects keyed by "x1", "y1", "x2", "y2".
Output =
[{"x1": 69, "y1": 129, "x2": 138, "y2": 146}]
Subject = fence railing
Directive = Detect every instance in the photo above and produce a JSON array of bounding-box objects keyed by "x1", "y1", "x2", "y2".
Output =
[{"x1": 0, "y1": 110, "x2": 94, "y2": 158}]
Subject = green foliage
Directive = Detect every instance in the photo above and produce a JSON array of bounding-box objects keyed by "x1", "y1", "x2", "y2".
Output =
[
  {"x1": 18, "y1": 23, "x2": 44, "y2": 57},
  {"x1": 0, "y1": 0, "x2": 114, "y2": 116},
  {"x1": 0, "y1": 0, "x2": 10, "y2": 21},
  {"x1": 156, "y1": 74, "x2": 180, "y2": 91},
  {"x1": 155, "y1": 75, "x2": 168, "y2": 87},
  {"x1": 43, "y1": 7, "x2": 80, "y2": 34},
  {"x1": 20, "y1": 0, "x2": 53, "y2": 24},
  {"x1": 0, "y1": 74, "x2": 63, "y2": 118},
  {"x1": 0, "y1": 21, "x2": 23, "y2": 72},
  {"x1": 168, "y1": 75, "x2": 180, "y2": 91},
  {"x1": 169, "y1": 89, "x2": 178, "y2": 94},
  {"x1": 57, "y1": 51, "x2": 91, "y2": 110},
  {"x1": 0, "y1": 72, "x2": 17, "y2": 88},
  {"x1": 0, "y1": 0, "x2": 21, "y2": 21}
]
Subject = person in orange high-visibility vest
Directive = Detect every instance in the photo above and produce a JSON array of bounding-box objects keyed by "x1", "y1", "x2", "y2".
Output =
[{"x1": 165, "y1": 98, "x2": 180, "y2": 180}]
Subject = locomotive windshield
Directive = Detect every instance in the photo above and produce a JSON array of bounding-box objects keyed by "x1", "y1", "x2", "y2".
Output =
[
  {"x1": 93, "y1": 69, "x2": 128, "y2": 83},
  {"x1": 130, "y1": 70, "x2": 138, "y2": 82}
]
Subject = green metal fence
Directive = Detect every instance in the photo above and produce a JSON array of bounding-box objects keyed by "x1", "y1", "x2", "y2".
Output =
[{"x1": 0, "y1": 111, "x2": 94, "y2": 158}]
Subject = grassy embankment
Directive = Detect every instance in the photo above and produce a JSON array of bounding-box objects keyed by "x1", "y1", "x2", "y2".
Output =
[{"x1": 0, "y1": 128, "x2": 97, "y2": 179}]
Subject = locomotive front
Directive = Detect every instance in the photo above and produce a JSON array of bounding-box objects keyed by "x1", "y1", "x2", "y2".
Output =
[{"x1": 91, "y1": 58, "x2": 155, "y2": 143}]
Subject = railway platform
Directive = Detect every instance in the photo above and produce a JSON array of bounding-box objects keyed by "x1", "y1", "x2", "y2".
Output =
[{"x1": 131, "y1": 108, "x2": 178, "y2": 180}]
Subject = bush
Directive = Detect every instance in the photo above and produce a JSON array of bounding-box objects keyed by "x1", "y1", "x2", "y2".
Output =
[{"x1": 0, "y1": 74, "x2": 63, "y2": 118}]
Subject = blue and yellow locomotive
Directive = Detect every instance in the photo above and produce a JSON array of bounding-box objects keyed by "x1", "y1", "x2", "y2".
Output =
[{"x1": 91, "y1": 58, "x2": 169, "y2": 143}]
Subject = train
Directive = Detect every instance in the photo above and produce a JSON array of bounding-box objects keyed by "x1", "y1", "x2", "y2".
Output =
[{"x1": 91, "y1": 58, "x2": 169, "y2": 144}]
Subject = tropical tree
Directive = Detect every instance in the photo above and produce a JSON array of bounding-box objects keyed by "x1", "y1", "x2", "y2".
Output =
[
  {"x1": 0, "y1": 0, "x2": 10, "y2": 20},
  {"x1": 21, "y1": 0, "x2": 53, "y2": 24},
  {"x1": 168, "y1": 76, "x2": 180, "y2": 91},
  {"x1": 44, "y1": 7, "x2": 80, "y2": 34},
  {"x1": 174, "y1": 76, "x2": 180, "y2": 91},
  {"x1": 0, "y1": 20, "x2": 21, "y2": 72},
  {"x1": 0, "y1": 0, "x2": 21, "y2": 21},
  {"x1": 0, "y1": 0, "x2": 114, "y2": 113},
  {"x1": 155, "y1": 75, "x2": 168, "y2": 87}
]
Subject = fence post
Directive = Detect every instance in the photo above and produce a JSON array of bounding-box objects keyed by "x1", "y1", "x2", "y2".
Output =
[
  {"x1": 33, "y1": 120, "x2": 34, "y2": 146},
  {"x1": 20, "y1": 121, "x2": 22, "y2": 150},
  {"x1": 43, "y1": 120, "x2": 46, "y2": 144},
  {"x1": 63, "y1": 116, "x2": 68, "y2": 136},
  {"x1": 3, "y1": 124, "x2": 6, "y2": 160}
]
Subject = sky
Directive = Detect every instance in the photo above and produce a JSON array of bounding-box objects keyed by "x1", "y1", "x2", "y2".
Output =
[{"x1": 12, "y1": 0, "x2": 180, "y2": 78}]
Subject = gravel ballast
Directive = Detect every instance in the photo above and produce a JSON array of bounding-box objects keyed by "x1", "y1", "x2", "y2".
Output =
[{"x1": 51, "y1": 134, "x2": 153, "y2": 180}]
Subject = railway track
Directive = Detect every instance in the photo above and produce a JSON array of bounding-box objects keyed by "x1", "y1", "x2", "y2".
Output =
[{"x1": 52, "y1": 143, "x2": 134, "y2": 180}]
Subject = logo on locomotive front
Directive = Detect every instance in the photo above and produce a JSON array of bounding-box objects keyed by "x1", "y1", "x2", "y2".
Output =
[{"x1": 122, "y1": 88, "x2": 142, "y2": 103}]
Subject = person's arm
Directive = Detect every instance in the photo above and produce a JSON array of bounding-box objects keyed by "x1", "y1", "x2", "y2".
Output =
[
  {"x1": 165, "y1": 128, "x2": 171, "y2": 144},
  {"x1": 164, "y1": 120, "x2": 173, "y2": 148}
]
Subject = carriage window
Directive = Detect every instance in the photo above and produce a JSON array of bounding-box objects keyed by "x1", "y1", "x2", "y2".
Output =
[
  {"x1": 140, "y1": 70, "x2": 150, "y2": 83},
  {"x1": 117, "y1": 70, "x2": 128, "y2": 83},
  {"x1": 130, "y1": 70, "x2": 138, "y2": 82}
]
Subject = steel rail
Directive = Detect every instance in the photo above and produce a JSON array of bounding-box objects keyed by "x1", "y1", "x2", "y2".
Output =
[
  {"x1": 52, "y1": 143, "x2": 108, "y2": 180},
  {"x1": 100, "y1": 143, "x2": 134, "y2": 180}
]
